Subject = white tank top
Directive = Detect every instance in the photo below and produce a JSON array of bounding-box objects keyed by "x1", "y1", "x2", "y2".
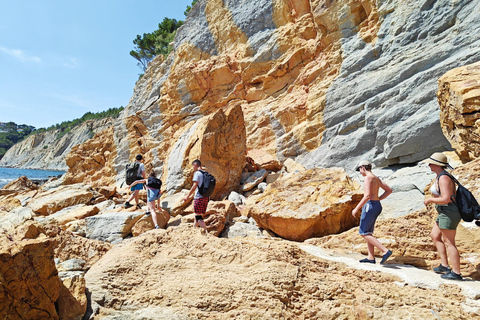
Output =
[{"x1": 430, "y1": 182, "x2": 440, "y2": 196}]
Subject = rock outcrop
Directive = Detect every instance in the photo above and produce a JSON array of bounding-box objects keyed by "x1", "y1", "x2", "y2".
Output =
[
  {"x1": 84, "y1": 227, "x2": 477, "y2": 319},
  {"x1": 438, "y1": 61, "x2": 480, "y2": 162},
  {"x1": 0, "y1": 236, "x2": 61, "y2": 320},
  {"x1": 0, "y1": 118, "x2": 113, "y2": 170},
  {"x1": 247, "y1": 168, "x2": 362, "y2": 241}
]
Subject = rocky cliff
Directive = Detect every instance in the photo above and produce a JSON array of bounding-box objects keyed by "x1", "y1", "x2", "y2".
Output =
[
  {"x1": 62, "y1": 0, "x2": 480, "y2": 193},
  {"x1": 0, "y1": 118, "x2": 113, "y2": 171}
]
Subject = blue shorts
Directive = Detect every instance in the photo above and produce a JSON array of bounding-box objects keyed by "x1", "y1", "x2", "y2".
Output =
[
  {"x1": 147, "y1": 188, "x2": 161, "y2": 202},
  {"x1": 130, "y1": 184, "x2": 143, "y2": 192},
  {"x1": 359, "y1": 200, "x2": 382, "y2": 235}
]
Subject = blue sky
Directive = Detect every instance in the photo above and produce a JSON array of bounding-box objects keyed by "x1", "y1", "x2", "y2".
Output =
[{"x1": 0, "y1": 0, "x2": 193, "y2": 128}]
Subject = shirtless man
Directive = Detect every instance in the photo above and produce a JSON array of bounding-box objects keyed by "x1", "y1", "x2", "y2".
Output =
[{"x1": 352, "y1": 160, "x2": 393, "y2": 264}]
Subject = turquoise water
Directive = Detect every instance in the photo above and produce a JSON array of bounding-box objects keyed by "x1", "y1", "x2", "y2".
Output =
[{"x1": 0, "y1": 167, "x2": 65, "y2": 188}]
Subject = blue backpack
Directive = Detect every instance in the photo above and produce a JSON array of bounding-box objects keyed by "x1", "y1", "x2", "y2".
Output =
[{"x1": 438, "y1": 172, "x2": 480, "y2": 223}]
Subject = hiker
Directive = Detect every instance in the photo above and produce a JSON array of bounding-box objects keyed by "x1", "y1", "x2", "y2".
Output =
[
  {"x1": 352, "y1": 160, "x2": 393, "y2": 264},
  {"x1": 183, "y1": 159, "x2": 209, "y2": 233},
  {"x1": 124, "y1": 154, "x2": 146, "y2": 209},
  {"x1": 129, "y1": 170, "x2": 166, "y2": 229},
  {"x1": 422, "y1": 152, "x2": 462, "y2": 280}
]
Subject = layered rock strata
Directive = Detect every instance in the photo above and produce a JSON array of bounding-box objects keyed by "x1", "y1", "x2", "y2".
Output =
[
  {"x1": 438, "y1": 61, "x2": 480, "y2": 162},
  {"x1": 0, "y1": 118, "x2": 113, "y2": 170}
]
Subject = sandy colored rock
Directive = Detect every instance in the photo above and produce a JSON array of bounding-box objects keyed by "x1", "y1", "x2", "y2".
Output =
[
  {"x1": 247, "y1": 168, "x2": 362, "y2": 241},
  {"x1": 64, "y1": 126, "x2": 118, "y2": 187},
  {"x1": 57, "y1": 274, "x2": 87, "y2": 320},
  {"x1": 132, "y1": 210, "x2": 170, "y2": 236},
  {"x1": 95, "y1": 186, "x2": 117, "y2": 198},
  {"x1": 0, "y1": 236, "x2": 61, "y2": 320},
  {"x1": 84, "y1": 227, "x2": 477, "y2": 319},
  {"x1": 183, "y1": 200, "x2": 239, "y2": 236},
  {"x1": 283, "y1": 158, "x2": 306, "y2": 173},
  {"x1": 39, "y1": 204, "x2": 100, "y2": 228},
  {"x1": 28, "y1": 183, "x2": 94, "y2": 215},
  {"x1": 2, "y1": 176, "x2": 39, "y2": 191},
  {"x1": 160, "y1": 190, "x2": 190, "y2": 216},
  {"x1": 438, "y1": 61, "x2": 480, "y2": 161}
]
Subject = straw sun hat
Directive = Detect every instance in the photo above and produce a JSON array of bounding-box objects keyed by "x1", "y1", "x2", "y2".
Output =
[{"x1": 420, "y1": 152, "x2": 451, "y2": 168}]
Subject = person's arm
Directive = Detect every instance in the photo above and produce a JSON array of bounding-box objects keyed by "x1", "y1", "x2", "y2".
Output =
[
  {"x1": 378, "y1": 179, "x2": 392, "y2": 200},
  {"x1": 424, "y1": 175, "x2": 454, "y2": 206},
  {"x1": 352, "y1": 175, "x2": 373, "y2": 217},
  {"x1": 183, "y1": 181, "x2": 199, "y2": 203},
  {"x1": 129, "y1": 179, "x2": 146, "y2": 187}
]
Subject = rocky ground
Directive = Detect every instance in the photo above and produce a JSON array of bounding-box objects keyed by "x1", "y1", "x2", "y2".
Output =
[{"x1": 1, "y1": 155, "x2": 480, "y2": 319}]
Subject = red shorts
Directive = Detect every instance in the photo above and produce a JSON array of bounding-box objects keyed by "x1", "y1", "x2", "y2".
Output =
[{"x1": 193, "y1": 197, "x2": 209, "y2": 215}]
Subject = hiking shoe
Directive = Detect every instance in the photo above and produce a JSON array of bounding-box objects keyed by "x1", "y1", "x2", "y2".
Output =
[
  {"x1": 380, "y1": 250, "x2": 392, "y2": 264},
  {"x1": 144, "y1": 211, "x2": 151, "y2": 216},
  {"x1": 441, "y1": 271, "x2": 462, "y2": 281},
  {"x1": 433, "y1": 264, "x2": 451, "y2": 275},
  {"x1": 124, "y1": 202, "x2": 133, "y2": 209},
  {"x1": 359, "y1": 258, "x2": 376, "y2": 264},
  {"x1": 154, "y1": 225, "x2": 160, "y2": 229},
  {"x1": 136, "y1": 204, "x2": 142, "y2": 210}
]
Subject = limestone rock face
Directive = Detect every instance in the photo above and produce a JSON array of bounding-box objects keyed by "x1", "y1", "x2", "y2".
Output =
[
  {"x1": 28, "y1": 184, "x2": 94, "y2": 215},
  {"x1": 64, "y1": 126, "x2": 118, "y2": 187},
  {"x1": 39, "y1": 204, "x2": 100, "y2": 228},
  {"x1": 438, "y1": 61, "x2": 480, "y2": 162},
  {"x1": 0, "y1": 237, "x2": 61, "y2": 320},
  {"x1": 247, "y1": 168, "x2": 362, "y2": 241},
  {"x1": 57, "y1": 274, "x2": 87, "y2": 320},
  {"x1": 0, "y1": 118, "x2": 113, "y2": 170},
  {"x1": 2, "y1": 176, "x2": 39, "y2": 191}
]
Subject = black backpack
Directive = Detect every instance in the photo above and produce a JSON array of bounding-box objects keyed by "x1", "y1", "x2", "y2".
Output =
[
  {"x1": 147, "y1": 177, "x2": 162, "y2": 190},
  {"x1": 438, "y1": 172, "x2": 480, "y2": 222},
  {"x1": 125, "y1": 162, "x2": 141, "y2": 185},
  {"x1": 198, "y1": 170, "x2": 216, "y2": 198}
]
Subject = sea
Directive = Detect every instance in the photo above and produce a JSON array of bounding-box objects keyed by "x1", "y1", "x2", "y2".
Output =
[{"x1": 0, "y1": 167, "x2": 65, "y2": 188}]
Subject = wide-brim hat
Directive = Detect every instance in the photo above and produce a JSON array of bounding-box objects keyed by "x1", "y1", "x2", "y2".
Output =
[
  {"x1": 356, "y1": 160, "x2": 372, "y2": 171},
  {"x1": 420, "y1": 152, "x2": 449, "y2": 167}
]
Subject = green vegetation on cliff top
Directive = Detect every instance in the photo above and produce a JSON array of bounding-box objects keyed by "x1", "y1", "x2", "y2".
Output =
[
  {"x1": 0, "y1": 123, "x2": 35, "y2": 159},
  {"x1": 130, "y1": 0, "x2": 197, "y2": 72}
]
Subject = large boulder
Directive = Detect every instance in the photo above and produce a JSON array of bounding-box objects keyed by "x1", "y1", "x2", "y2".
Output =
[
  {"x1": 0, "y1": 237, "x2": 61, "y2": 319},
  {"x1": 182, "y1": 200, "x2": 240, "y2": 236},
  {"x1": 1, "y1": 176, "x2": 39, "y2": 191},
  {"x1": 438, "y1": 61, "x2": 480, "y2": 162},
  {"x1": 163, "y1": 104, "x2": 247, "y2": 200},
  {"x1": 240, "y1": 169, "x2": 268, "y2": 192},
  {"x1": 85, "y1": 210, "x2": 144, "y2": 243},
  {"x1": 28, "y1": 184, "x2": 94, "y2": 215},
  {"x1": 246, "y1": 168, "x2": 362, "y2": 241},
  {"x1": 38, "y1": 204, "x2": 100, "y2": 228}
]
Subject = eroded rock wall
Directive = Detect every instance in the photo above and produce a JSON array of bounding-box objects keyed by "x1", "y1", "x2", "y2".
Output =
[
  {"x1": 438, "y1": 61, "x2": 480, "y2": 162},
  {"x1": 0, "y1": 118, "x2": 113, "y2": 171},
  {"x1": 112, "y1": 0, "x2": 480, "y2": 182}
]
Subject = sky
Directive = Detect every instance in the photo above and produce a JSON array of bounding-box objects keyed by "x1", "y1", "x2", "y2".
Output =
[{"x1": 0, "y1": 0, "x2": 193, "y2": 128}]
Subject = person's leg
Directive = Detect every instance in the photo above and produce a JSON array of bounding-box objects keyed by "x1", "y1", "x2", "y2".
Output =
[
  {"x1": 133, "y1": 190, "x2": 140, "y2": 205},
  {"x1": 431, "y1": 223, "x2": 449, "y2": 267},
  {"x1": 148, "y1": 201, "x2": 158, "y2": 228},
  {"x1": 362, "y1": 234, "x2": 388, "y2": 255},
  {"x1": 197, "y1": 218, "x2": 207, "y2": 233},
  {"x1": 127, "y1": 190, "x2": 136, "y2": 203},
  {"x1": 440, "y1": 229, "x2": 460, "y2": 274}
]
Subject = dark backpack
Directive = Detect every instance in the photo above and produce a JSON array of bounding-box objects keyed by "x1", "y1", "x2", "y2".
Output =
[
  {"x1": 438, "y1": 172, "x2": 480, "y2": 222},
  {"x1": 198, "y1": 170, "x2": 216, "y2": 198},
  {"x1": 125, "y1": 162, "x2": 141, "y2": 185},
  {"x1": 147, "y1": 177, "x2": 162, "y2": 190}
]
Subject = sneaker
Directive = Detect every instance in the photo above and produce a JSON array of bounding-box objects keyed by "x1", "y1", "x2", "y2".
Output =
[
  {"x1": 136, "y1": 204, "x2": 142, "y2": 210},
  {"x1": 124, "y1": 202, "x2": 133, "y2": 209},
  {"x1": 433, "y1": 264, "x2": 451, "y2": 275},
  {"x1": 154, "y1": 225, "x2": 160, "y2": 229},
  {"x1": 144, "y1": 211, "x2": 151, "y2": 216},
  {"x1": 441, "y1": 271, "x2": 462, "y2": 281},
  {"x1": 380, "y1": 250, "x2": 392, "y2": 264},
  {"x1": 359, "y1": 258, "x2": 376, "y2": 264}
]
